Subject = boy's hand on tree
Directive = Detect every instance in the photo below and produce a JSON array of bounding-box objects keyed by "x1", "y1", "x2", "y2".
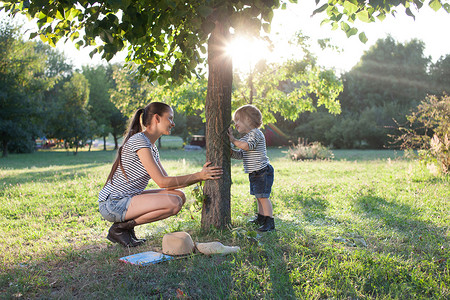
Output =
[{"x1": 227, "y1": 127, "x2": 235, "y2": 143}]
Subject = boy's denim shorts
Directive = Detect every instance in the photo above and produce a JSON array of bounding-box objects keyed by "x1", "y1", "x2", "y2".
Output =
[
  {"x1": 98, "y1": 194, "x2": 133, "y2": 223},
  {"x1": 249, "y1": 164, "x2": 274, "y2": 198}
]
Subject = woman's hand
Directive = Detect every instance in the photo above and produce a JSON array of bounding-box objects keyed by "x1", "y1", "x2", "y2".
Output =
[{"x1": 199, "y1": 162, "x2": 223, "y2": 181}]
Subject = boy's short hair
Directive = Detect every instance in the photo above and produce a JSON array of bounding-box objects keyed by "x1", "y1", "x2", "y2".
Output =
[{"x1": 234, "y1": 105, "x2": 263, "y2": 128}]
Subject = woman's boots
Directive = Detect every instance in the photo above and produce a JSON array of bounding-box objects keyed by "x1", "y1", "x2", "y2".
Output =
[{"x1": 107, "y1": 220, "x2": 146, "y2": 247}]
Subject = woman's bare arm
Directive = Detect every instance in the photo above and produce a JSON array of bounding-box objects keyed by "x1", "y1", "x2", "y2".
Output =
[{"x1": 137, "y1": 148, "x2": 222, "y2": 189}]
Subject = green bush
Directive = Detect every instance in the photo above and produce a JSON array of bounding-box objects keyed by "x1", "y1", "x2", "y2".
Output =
[
  {"x1": 288, "y1": 138, "x2": 334, "y2": 161},
  {"x1": 7, "y1": 138, "x2": 36, "y2": 154},
  {"x1": 393, "y1": 94, "x2": 450, "y2": 175}
]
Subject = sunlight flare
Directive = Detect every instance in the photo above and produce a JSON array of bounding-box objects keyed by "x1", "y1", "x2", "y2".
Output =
[{"x1": 226, "y1": 37, "x2": 271, "y2": 73}]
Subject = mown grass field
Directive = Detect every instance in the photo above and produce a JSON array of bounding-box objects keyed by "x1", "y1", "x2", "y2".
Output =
[{"x1": 0, "y1": 147, "x2": 449, "y2": 299}]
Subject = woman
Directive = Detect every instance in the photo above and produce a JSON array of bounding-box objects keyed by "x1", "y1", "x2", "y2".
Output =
[{"x1": 98, "y1": 102, "x2": 222, "y2": 247}]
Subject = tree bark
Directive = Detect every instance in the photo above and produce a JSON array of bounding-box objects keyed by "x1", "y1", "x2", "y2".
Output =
[
  {"x1": 201, "y1": 19, "x2": 233, "y2": 230},
  {"x1": 103, "y1": 135, "x2": 107, "y2": 151}
]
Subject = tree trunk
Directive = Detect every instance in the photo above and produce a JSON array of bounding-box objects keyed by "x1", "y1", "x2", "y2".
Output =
[
  {"x1": 2, "y1": 140, "x2": 8, "y2": 157},
  {"x1": 74, "y1": 138, "x2": 79, "y2": 155},
  {"x1": 113, "y1": 134, "x2": 118, "y2": 150},
  {"x1": 249, "y1": 67, "x2": 254, "y2": 104},
  {"x1": 103, "y1": 135, "x2": 107, "y2": 151},
  {"x1": 201, "y1": 19, "x2": 233, "y2": 230}
]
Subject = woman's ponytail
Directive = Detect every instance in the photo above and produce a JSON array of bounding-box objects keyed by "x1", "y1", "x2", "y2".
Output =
[{"x1": 104, "y1": 108, "x2": 145, "y2": 186}]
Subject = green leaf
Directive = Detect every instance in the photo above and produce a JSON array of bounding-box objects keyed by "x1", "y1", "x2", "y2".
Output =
[
  {"x1": 55, "y1": 7, "x2": 64, "y2": 20},
  {"x1": 201, "y1": 20, "x2": 215, "y2": 34},
  {"x1": 377, "y1": 12, "x2": 386, "y2": 21},
  {"x1": 356, "y1": 10, "x2": 370, "y2": 22},
  {"x1": 331, "y1": 22, "x2": 339, "y2": 30},
  {"x1": 343, "y1": 1, "x2": 358, "y2": 15},
  {"x1": 281, "y1": 3, "x2": 286, "y2": 10},
  {"x1": 262, "y1": 23, "x2": 271, "y2": 33},
  {"x1": 39, "y1": 34, "x2": 48, "y2": 43},
  {"x1": 444, "y1": 3, "x2": 450, "y2": 13},
  {"x1": 413, "y1": 0, "x2": 424, "y2": 9},
  {"x1": 38, "y1": 11, "x2": 46, "y2": 20},
  {"x1": 67, "y1": 8, "x2": 81, "y2": 21},
  {"x1": 320, "y1": 19, "x2": 331, "y2": 26},
  {"x1": 312, "y1": 4, "x2": 328, "y2": 16},
  {"x1": 405, "y1": 7, "x2": 415, "y2": 20},
  {"x1": 156, "y1": 43, "x2": 165, "y2": 52},
  {"x1": 89, "y1": 48, "x2": 98, "y2": 58},
  {"x1": 166, "y1": 0, "x2": 177, "y2": 9},
  {"x1": 157, "y1": 76, "x2": 166, "y2": 85},
  {"x1": 346, "y1": 27, "x2": 358, "y2": 37},
  {"x1": 70, "y1": 31, "x2": 80, "y2": 41},
  {"x1": 198, "y1": 5, "x2": 213, "y2": 18},
  {"x1": 429, "y1": 0, "x2": 442, "y2": 11},
  {"x1": 263, "y1": 10, "x2": 274, "y2": 23},
  {"x1": 340, "y1": 21, "x2": 350, "y2": 32},
  {"x1": 75, "y1": 40, "x2": 84, "y2": 50},
  {"x1": 358, "y1": 32, "x2": 368, "y2": 43},
  {"x1": 106, "y1": 0, "x2": 125, "y2": 10}
]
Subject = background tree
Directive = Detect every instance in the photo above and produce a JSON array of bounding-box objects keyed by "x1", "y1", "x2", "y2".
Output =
[
  {"x1": 232, "y1": 32, "x2": 342, "y2": 124},
  {"x1": 34, "y1": 41, "x2": 73, "y2": 79},
  {"x1": 155, "y1": 78, "x2": 207, "y2": 142},
  {"x1": 4, "y1": 0, "x2": 448, "y2": 228},
  {"x1": 82, "y1": 64, "x2": 126, "y2": 150},
  {"x1": 0, "y1": 21, "x2": 49, "y2": 157},
  {"x1": 288, "y1": 37, "x2": 433, "y2": 149},
  {"x1": 46, "y1": 72, "x2": 91, "y2": 154},
  {"x1": 109, "y1": 110, "x2": 127, "y2": 150},
  {"x1": 31, "y1": 42, "x2": 77, "y2": 151},
  {"x1": 109, "y1": 63, "x2": 155, "y2": 119},
  {"x1": 430, "y1": 54, "x2": 450, "y2": 95}
]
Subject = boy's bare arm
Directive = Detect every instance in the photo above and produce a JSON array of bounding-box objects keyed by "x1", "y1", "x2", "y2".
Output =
[
  {"x1": 231, "y1": 138, "x2": 249, "y2": 151},
  {"x1": 228, "y1": 128, "x2": 249, "y2": 151}
]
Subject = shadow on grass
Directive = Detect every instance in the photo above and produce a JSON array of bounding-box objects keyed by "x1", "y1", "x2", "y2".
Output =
[
  {"x1": 278, "y1": 189, "x2": 330, "y2": 222},
  {"x1": 261, "y1": 231, "x2": 297, "y2": 299},
  {"x1": 352, "y1": 193, "x2": 449, "y2": 257},
  {"x1": 0, "y1": 235, "x2": 235, "y2": 299}
]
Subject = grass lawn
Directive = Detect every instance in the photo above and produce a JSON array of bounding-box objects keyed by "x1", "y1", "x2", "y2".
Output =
[{"x1": 0, "y1": 148, "x2": 448, "y2": 299}]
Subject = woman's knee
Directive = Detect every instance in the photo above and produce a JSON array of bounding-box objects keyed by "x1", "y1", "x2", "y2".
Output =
[
  {"x1": 168, "y1": 195, "x2": 184, "y2": 215},
  {"x1": 169, "y1": 189, "x2": 186, "y2": 205}
]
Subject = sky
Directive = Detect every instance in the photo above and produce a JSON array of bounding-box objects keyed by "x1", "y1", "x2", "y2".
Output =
[
  {"x1": 3, "y1": 1, "x2": 450, "y2": 74},
  {"x1": 267, "y1": 1, "x2": 450, "y2": 73}
]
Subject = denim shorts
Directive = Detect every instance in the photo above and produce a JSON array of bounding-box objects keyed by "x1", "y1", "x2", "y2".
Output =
[
  {"x1": 98, "y1": 194, "x2": 133, "y2": 223},
  {"x1": 249, "y1": 164, "x2": 274, "y2": 198}
]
